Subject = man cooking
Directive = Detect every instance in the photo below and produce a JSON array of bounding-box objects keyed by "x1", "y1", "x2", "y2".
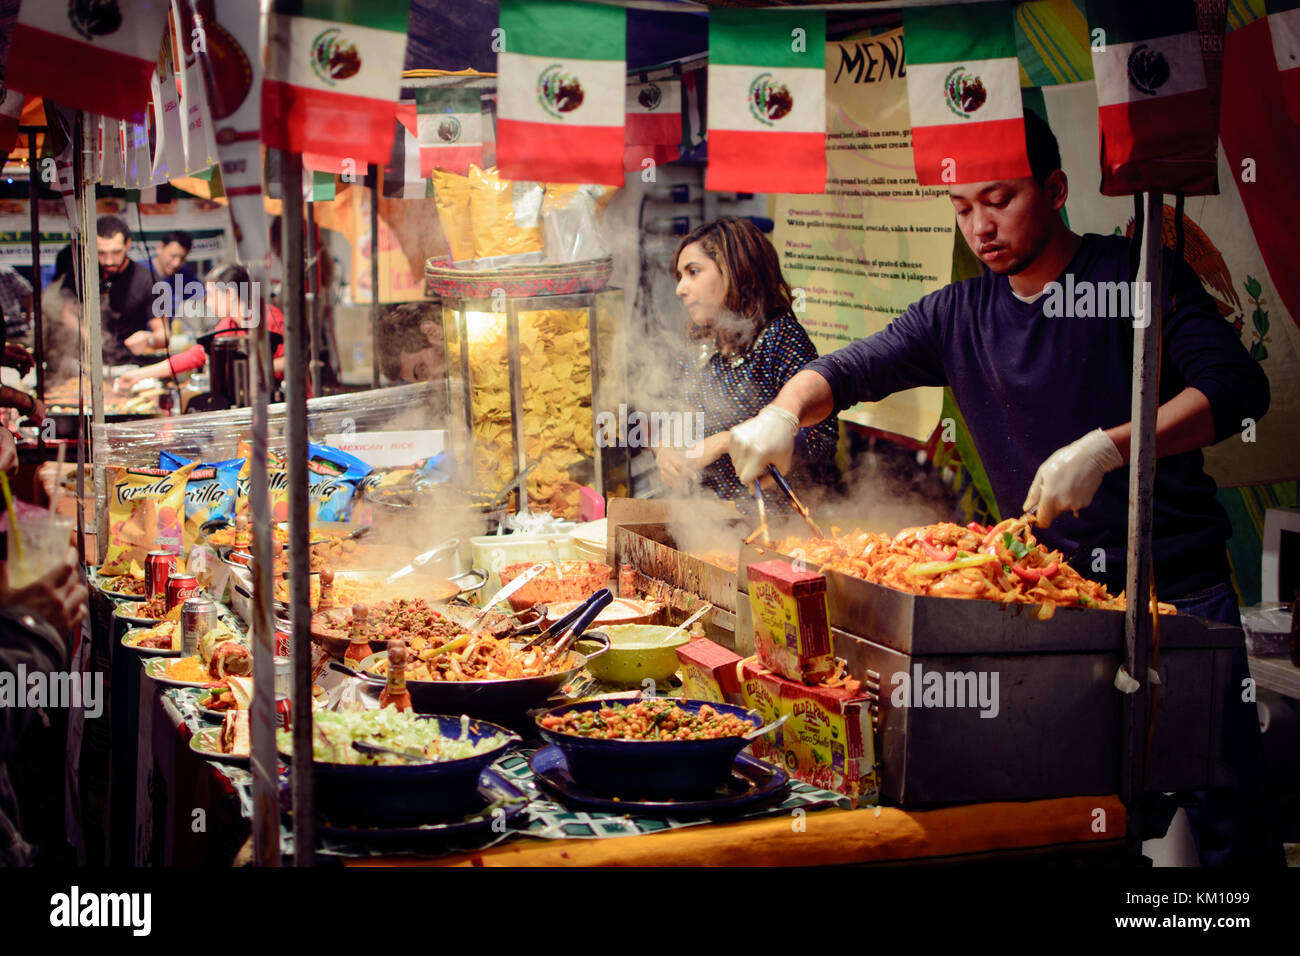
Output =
[
  {"x1": 89, "y1": 215, "x2": 166, "y2": 367},
  {"x1": 728, "y1": 111, "x2": 1277, "y2": 866}
]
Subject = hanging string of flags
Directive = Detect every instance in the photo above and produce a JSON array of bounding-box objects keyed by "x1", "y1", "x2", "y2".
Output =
[{"x1": 3, "y1": 0, "x2": 1298, "y2": 206}]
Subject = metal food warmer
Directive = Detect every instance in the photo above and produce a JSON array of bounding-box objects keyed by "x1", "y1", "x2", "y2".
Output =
[{"x1": 610, "y1": 511, "x2": 1243, "y2": 807}]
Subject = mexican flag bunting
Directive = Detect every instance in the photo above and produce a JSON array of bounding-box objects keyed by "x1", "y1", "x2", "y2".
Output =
[
  {"x1": 262, "y1": 0, "x2": 411, "y2": 167},
  {"x1": 171, "y1": 0, "x2": 219, "y2": 173},
  {"x1": 1266, "y1": 0, "x2": 1300, "y2": 123},
  {"x1": 194, "y1": 0, "x2": 268, "y2": 265},
  {"x1": 624, "y1": 79, "x2": 681, "y2": 173},
  {"x1": 0, "y1": 88, "x2": 24, "y2": 164},
  {"x1": 496, "y1": 0, "x2": 627, "y2": 186},
  {"x1": 1085, "y1": 0, "x2": 1219, "y2": 196},
  {"x1": 903, "y1": 3, "x2": 1030, "y2": 186},
  {"x1": 706, "y1": 9, "x2": 827, "y2": 194},
  {"x1": 100, "y1": 115, "x2": 125, "y2": 188},
  {"x1": 384, "y1": 102, "x2": 430, "y2": 198},
  {"x1": 305, "y1": 168, "x2": 336, "y2": 203},
  {"x1": 415, "y1": 88, "x2": 484, "y2": 176},
  {"x1": 152, "y1": 39, "x2": 188, "y2": 182},
  {"x1": 6, "y1": 0, "x2": 171, "y2": 121}
]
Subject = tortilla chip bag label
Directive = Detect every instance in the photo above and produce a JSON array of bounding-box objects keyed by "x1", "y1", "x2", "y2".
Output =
[
  {"x1": 306, "y1": 443, "x2": 372, "y2": 523},
  {"x1": 181, "y1": 462, "x2": 240, "y2": 554},
  {"x1": 103, "y1": 463, "x2": 197, "y2": 576}
]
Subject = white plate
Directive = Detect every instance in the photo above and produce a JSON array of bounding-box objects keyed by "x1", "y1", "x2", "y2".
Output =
[
  {"x1": 189, "y1": 727, "x2": 248, "y2": 765},
  {"x1": 142, "y1": 656, "x2": 215, "y2": 688},
  {"x1": 120, "y1": 628, "x2": 181, "y2": 657}
]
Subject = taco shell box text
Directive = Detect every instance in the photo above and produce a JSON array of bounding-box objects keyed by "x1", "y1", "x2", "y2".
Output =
[
  {"x1": 740, "y1": 658, "x2": 878, "y2": 805},
  {"x1": 747, "y1": 560, "x2": 834, "y2": 684}
]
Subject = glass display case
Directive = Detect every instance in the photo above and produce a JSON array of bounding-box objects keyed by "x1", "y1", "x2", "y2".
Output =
[{"x1": 442, "y1": 288, "x2": 629, "y2": 519}]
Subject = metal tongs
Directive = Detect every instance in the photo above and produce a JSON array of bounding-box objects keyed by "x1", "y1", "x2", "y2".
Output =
[
  {"x1": 744, "y1": 480, "x2": 771, "y2": 546},
  {"x1": 522, "y1": 588, "x2": 614, "y2": 664},
  {"x1": 765, "y1": 464, "x2": 826, "y2": 539}
]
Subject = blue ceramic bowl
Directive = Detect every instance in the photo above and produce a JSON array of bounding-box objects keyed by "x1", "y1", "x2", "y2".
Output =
[
  {"x1": 535, "y1": 698, "x2": 763, "y2": 801},
  {"x1": 287, "y1": 714, "x2": 519, "y2": 828}
]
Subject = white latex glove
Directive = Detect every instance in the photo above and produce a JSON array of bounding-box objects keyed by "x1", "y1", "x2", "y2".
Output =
[
  {"x1": 1023, "y1": 428, "x2": 1124, "y2": 527},
  {"x1": 728, "y1": 405, "x2": 799, "y2": 485}
]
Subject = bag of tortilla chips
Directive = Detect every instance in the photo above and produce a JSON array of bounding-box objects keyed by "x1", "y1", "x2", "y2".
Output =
[{"x1": 102, "y1": 463, "x2": 197, "y2": 576}]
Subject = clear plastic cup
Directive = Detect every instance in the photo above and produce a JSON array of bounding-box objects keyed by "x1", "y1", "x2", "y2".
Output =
[{"x1": 5, "y1": 513, "x2": 75, "y2": 589}]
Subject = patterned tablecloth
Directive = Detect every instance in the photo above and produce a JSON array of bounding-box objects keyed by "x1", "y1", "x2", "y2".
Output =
[{"x1": 162, "y1": 686, "x2": 854, "y2": 861}]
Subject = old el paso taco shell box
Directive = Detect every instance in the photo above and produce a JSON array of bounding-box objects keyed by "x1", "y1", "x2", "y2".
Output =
[
  {"x1": 741, "y1": 658, "x2": 878, "y2": 804},
  {"x1": 747, "y1": 560, "x2": 834, "y2": 684}
]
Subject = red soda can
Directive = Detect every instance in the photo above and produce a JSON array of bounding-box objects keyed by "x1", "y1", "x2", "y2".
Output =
[
  {"x1": 165, "y1": 572, "x2": 200, "y2": 612},
  {"x1": 274, "y1": 693, "x2": 292, "y2": 730},
  {"x1": 145, "y1": 551, "x2": 177, "y2": 603},
  {"x1": 274, "y1": 621, "x2": 292, "y2": 657}
]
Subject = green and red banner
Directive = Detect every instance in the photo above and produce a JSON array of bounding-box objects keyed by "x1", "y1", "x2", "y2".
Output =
[
  {"x1": 262, "y1": 0, "x2": 411, "y2": 167},
  {"x1": 903, "y1": 3, "x2": 1030, "y2": 186},
  {"x1": 706, "y1": 9, "x2": 826, "y2": 193},
  {"x1": 496, "y1": 0, "x2": 627, "y2": 185},
  {"x1": 6, "y1": 0, "x2": 170, "y2": 121},
  {"x1": 1085, "y1": 0, "x2": 1219, "y2": 195},
  {"x1": 624, "y1": 79, "x2": 681, "y2": 173},
  {"x1": 416, "y1": 88, "x2": 484, "y2": 176},
  {"x1": 1266, "y1": 0, "x2": 1300, "y2": 123}
]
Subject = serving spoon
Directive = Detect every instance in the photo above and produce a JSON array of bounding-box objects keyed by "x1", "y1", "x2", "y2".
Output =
[
  {"x1": 351, "y1": 740, "x2": 430, "y2": 763},
  {"x1": 743, "y1": 713, "x2": 790, "y2": 741}
]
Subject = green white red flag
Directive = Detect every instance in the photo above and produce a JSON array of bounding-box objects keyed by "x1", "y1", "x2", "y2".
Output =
[
  {"x1": 706, "y1": 9, "x2": 826, "y2": 194},
  {"x1": 262, "y1": 0, "x2": 411, "y2": 167},
  {"x1": 1086, "y1": 0, "x2": 1219, "y2": 196},
  {"x1": 416, "y1": 88, "x2": 484, "y2": 176},
  {"x1": 496, "y1": 0, "x2": 626, "y2": 186},
  {"x1": 1266, "y1": 0, "x2": 1300, "y2": 123},
  {"x1": 903, "y1": 3, "x2": 1030, "y2": 186},
  {"x1": 384, "y1": 102, "x2": 430, "y2": 198},
  {"x1": 6, "y1": 0, "x2": 170, "y2": 121},
  {"x1": 624, "y1": 79, "x2": 681, "y2": 174}
]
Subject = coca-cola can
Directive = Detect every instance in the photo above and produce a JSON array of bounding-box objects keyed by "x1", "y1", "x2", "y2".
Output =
[
  {"x1": 273, "y1": 656, "x2": 292, "y2": 697},
  {"x1": 165, "y1": 572, "x2": 200, "y2": 612},
  {"x1": 181, "y1": 598, "x2": 218, "y2": 658},
  {"x1": 145, "y1": 551, "x2": 177, "y2": 602},
  {"x1": 275, "y1": 693, "x2": 292, "y2": 730},
  {"x1": 274, "y1": 620, "x2": 292, "y2": 657}
]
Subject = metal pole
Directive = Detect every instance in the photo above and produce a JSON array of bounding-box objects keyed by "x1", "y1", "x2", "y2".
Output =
[
  {"x1": 280, "y1": 150, "x2": 315, "y2": 865},
  {"x1": 1121, "y1": 191, "x2": 1163, "y2": 856},
  {"x1": 369, "y1": 165, "x2": 380, "y2": 388},
  {"x1": 77, "y1": 112, "x2": 106, "y2": 564},
  {"x1": 506, "y1": 299, "x2": 529, "y2": 515},
  {"x1": 305, "y1": 200, "x2": 321, "y2": 396},
  {"x1": 23, "y1": 128, "x2": 44, "y2": 411},
  {"x1": 585, "y1": 295, "x2": 604, "y2": 497},
  {"x1": 247, "y1": 259, "x2": 279, "y2": 868}
]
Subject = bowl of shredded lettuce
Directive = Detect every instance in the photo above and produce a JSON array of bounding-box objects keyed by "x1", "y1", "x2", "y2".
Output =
[{"x1": 279, "y1": 708, "x2": 518, "y2": 826}]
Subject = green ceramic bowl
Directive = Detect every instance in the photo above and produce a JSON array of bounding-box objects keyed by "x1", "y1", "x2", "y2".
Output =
[{"x1": 576, "y1": 625, "x2": 689, "y2": 686}]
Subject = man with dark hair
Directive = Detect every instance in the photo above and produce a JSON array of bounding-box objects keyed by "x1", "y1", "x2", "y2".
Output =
[
  {"x1": 149, "y1": 229, "x2": 201, "y2": 327},
  {"x1": 729, "y1": 112, "x2": 1279, "y2": 866},
  {"x1": 91, "y1": 214, "x2": 165, "y2": 366}
]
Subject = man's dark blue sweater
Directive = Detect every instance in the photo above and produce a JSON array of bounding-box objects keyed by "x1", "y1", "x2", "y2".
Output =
[{"x1": 805, "y1": 233, "x2": 1270, "y2": 599}]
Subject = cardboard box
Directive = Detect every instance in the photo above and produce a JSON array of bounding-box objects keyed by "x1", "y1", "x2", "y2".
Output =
[
  {"x1": 741, "y1": 658, "x2": 878, "y2": 805},
  {"x1": 746, "y1": 560, "x2": 834, "y2": 684},
  {"x1": 675, "y1": 638, "x2": 743, "y2": 705}
]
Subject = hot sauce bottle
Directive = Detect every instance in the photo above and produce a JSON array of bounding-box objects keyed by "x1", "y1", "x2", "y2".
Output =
[
  {"x1": 319, "y1": 569, "x2": 335, "y2": 610},
  {"x1": 344, "y1": 603, "x2": 372, "y2": 666},
  {"x1": 380, "y1": 639, "x2": 413, "y2": 712}
]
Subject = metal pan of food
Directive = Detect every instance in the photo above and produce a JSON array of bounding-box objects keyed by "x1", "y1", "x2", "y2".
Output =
[
  {"x1": 283, "y1": 567, "x2": 488, "y2": 617},
  {"x1": 333, "y1": 631, "x2": 610, "y2": 719},
  {"x1": 304, "y1": 595, "x2": 540, "y2": 660}
]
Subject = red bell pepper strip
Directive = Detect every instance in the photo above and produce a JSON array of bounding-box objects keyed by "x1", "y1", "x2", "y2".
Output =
[
  {"x1": 966, "y1": 521, "x2": 986, "y2": 534},
  {"x1": 919, "y1": 532, "x2": 957, "y2": 562},
  {"x1": 1011, "y1": 561, "x2": 1059, "y2": 584}
]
